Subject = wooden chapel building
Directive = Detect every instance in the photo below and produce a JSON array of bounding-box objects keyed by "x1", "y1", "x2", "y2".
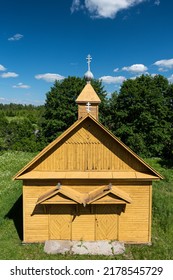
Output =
[{"x1": 14, "y1": 56, "x2": 163, "y2": 244}]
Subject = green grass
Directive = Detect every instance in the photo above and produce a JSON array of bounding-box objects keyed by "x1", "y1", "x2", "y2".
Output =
[{"x1": 0, "y1": 151, "x2": 172, "y2": 260}]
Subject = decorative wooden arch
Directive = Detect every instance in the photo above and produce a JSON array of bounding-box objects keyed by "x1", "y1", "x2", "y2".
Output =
[{"x1": 37, "y1": 184, "x2": 132, "y2": 206}]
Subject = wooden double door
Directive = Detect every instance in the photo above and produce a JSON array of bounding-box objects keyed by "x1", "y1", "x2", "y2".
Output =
[{"x1": 49, "y1": 204, "x2": 120, "y2": 241}]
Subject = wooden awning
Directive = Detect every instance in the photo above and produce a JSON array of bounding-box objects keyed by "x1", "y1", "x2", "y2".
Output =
[
  {"x1": 86, "y1": 185, "x2": 132, "y2": 204},
  {"x1": 37, "y1": 186, "x2": 85, "y2": 205},
  {"x1": 37, "y1": 184, "x2": 132, "y2": 206}
]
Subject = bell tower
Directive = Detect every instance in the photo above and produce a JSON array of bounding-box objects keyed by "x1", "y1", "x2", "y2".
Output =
[{"x1": 76, "y1": 55, "x2": 101, "y2": 120}]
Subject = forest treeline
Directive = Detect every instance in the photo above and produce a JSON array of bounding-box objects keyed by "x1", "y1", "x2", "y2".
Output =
[{"x1": 0, "y1": 74, "x2": 173, "y2": 160}]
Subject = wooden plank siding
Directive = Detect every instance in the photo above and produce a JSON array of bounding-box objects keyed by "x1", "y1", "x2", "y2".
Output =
[
  {"x1": 72, "y1": 205, "x2": 95, "y2": 241},
  {"x1": 13, "y1": 115, "x2": 163, "y2": 181},
  {"x1": 32, "y1": 121, "x2": 150, "y2": 173},
  {"x1": 23, "y1": 182, "x2": 151, "y2": 243},
  {"x1": 118, "y1": 185, "x2": 152, "y2": 243},
  {"x1": 78, "y1": 104, "x2": 99, "y2": 120},
  {"x1": 23, "y1": 186, "x2": 50, "y2": 242}
]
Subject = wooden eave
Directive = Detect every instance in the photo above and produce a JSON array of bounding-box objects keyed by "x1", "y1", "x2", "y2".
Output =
[
  {"x1": 13, "y1": 114, "x2": 163, "y2": 180},
  {"x1": 37, "y1": 185, "x2": 132, "y2": 206},
  {"x1": 16, "y1": 170, "x2": 160, "y2": 180}
]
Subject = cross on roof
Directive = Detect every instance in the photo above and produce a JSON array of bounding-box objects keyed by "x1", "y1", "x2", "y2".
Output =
[
  {"x1": 86, "y1": 102, "x2": 91, "y2": 113},
  {"x1": 86, "y1": 54, "x2": 92, "y2": 71}
]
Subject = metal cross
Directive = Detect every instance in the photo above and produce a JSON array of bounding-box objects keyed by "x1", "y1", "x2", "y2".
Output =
[
  {"x1": 86, "y1": 102, "x2": 91, "y2": 113},
  {"x1": 86, "y1": 54, "x2": 92, "y2": 71}
]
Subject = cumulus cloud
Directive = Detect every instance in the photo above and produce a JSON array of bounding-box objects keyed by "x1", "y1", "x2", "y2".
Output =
[
  {"x1": 122, "y1": 63, "x2": 148, "y2": 73},
  {"x1": 157, "y1": 67, "x2": 168, "y2": 72},
  {"x1": 35, "y1": 73, "x2": 65, "y2": 82},
  {"x1": 1, "y1": 72, "x2": 19, "y2": 78},
  {"x1": 113, "y1": 68, "x2": 119, "y2": 72},
  {"x1": 151, "y1": 73, "x2": 158, "y2": 77},
  {"x1": 129, "y1": 76, "x2": 138, "y2": 80},
  {"x1": 71, "y1": 0, "x2": 82, "y2": 12},
  {"x1": 8, "y1": 33, "x2": 24, "y2": 41},
  {"x1": 153, "y1": 58, "x2": 173, "y2": 69},
  {"x1": 71, "y1": 0, "x2": 145, "y2": 18},
  {"x1": 13, "y1": 82, "x2": 30, "y2": 89},
  {"x1": 154, "y1": 0, "x2": 160, "y2": 6},
  {"x1": 99, "y1": 75, "x2": 126, "y2": 84},
  {"x1": 0, "y1": 64, "x2": 6, "y2": 71},
  {"x1": 168, "y1": 74, "x2": 173, "y2": 83}
]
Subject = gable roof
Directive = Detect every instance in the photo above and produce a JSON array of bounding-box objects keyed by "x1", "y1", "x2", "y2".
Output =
[{"x1": 13, "y1": 114, "x2": 163, "y2": 180}]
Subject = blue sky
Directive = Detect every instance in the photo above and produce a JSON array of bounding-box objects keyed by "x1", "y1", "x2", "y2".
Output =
[{"x1": 0, "y1": 0, "x2": 173, "y2": 105}]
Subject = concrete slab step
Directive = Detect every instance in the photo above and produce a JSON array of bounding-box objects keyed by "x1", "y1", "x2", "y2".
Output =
[{"x1": 44, "y1": 240, "x2": 125, "y2": 255}]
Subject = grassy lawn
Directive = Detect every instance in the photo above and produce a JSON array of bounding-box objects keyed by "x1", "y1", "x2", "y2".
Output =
[{"x1": 0, "y1": 151, "x2": 172, "y2": 260}]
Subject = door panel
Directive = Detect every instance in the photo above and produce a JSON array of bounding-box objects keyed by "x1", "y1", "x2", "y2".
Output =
[
  {"x1": 72, "y1": 205, "x2": 95, "y2": 241},
  {"x1": 49, "y1": 204, "x2": 120, "y2": 241},
  {"x1": 96, "y1": 205, "x2": 119, "y2": 240},
  {"x1": 49, "y1": 205, "x2": 72, "y2": 240}
]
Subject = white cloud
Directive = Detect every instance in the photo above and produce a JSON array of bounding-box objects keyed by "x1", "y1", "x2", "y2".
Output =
[
  {"x1": 35, "y1": 73, "x2": 65, "y2": 82},
  {"x1": 0, "y1": 64, "x2": 6, "y2": 71},
  {"x1": 129, "y1": 76, "x2": 138, "y2": 80},
  {"x1": 71, "y1": 0, "x2": 81, "y2": 12},
  {"x1": 99, "y1": 75, "x2": 126, "y2": 84},
  {"x1": 8, "y1": 33, "x2": 24, "y2": 41},
  {"x1": 168, "y1": 74, "x2": 173, "y2": 83},
  {"x1": 0, "y1": 96, "x2": 44, "y2": 105},
  {"x1": 154, "y1": 0, "x2": 160, "y2": 6},
  {"x1": 1, "y1": 72, "x2": 19, "y2": 78},
  {"x1": 71, "y1": 0, "x2": 145, "y2": 18},
  {"x1": 157, "y1": 67, "x2": 168, "y2": 72},
  {"x1": 151, "y1": 73, "x2": 158, "y2": 77},
  {"x1": 113, "y1": 68, "x2": 119, "y2": 72},
  {"x1": 122, "y1": 64, "x2": 148, "y2": 73},
  {"x1": 13, "y1": 82, "x2": 30, "y2": 89},
  {"x1": 153, "y1": 58, "x2": 173, "y2": 69}
]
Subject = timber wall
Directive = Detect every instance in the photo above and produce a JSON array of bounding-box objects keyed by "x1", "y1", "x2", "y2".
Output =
[{"x1": 23, "y1": 180, "x2": 152, "y2": 243}]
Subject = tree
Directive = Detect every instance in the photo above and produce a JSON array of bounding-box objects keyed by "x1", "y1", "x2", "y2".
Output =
[
  {"x1": 111, "y1": 75, "x2": 170, "y2": 157},
  {"x1": 106, "y1": 91, "x2": 118, "y2": 132},
  {"x1": 162, "y1": 83, "x2": 173, "y2": 160},
  {"x1": 42, "y1": 76, "x2": 108, "y2": 143},
  {"x1": 0, "y1": 103, "x2": 46, "y2": 152},
  {"x1": 0, "y1": 115, "x2": 8, "y2": 150},
  {"x1": 5, "y1": 118, "x2": 39, "y2": 151}
]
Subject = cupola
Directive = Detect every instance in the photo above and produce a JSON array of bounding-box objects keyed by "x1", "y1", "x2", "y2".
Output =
[{"x1": 76, "y1": 55, "x2": 101, "y2": 120}]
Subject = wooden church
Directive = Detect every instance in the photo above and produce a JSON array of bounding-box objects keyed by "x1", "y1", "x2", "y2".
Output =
[{"x1": 14, "y1": 55, "x2": 163, "y2": 244}]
